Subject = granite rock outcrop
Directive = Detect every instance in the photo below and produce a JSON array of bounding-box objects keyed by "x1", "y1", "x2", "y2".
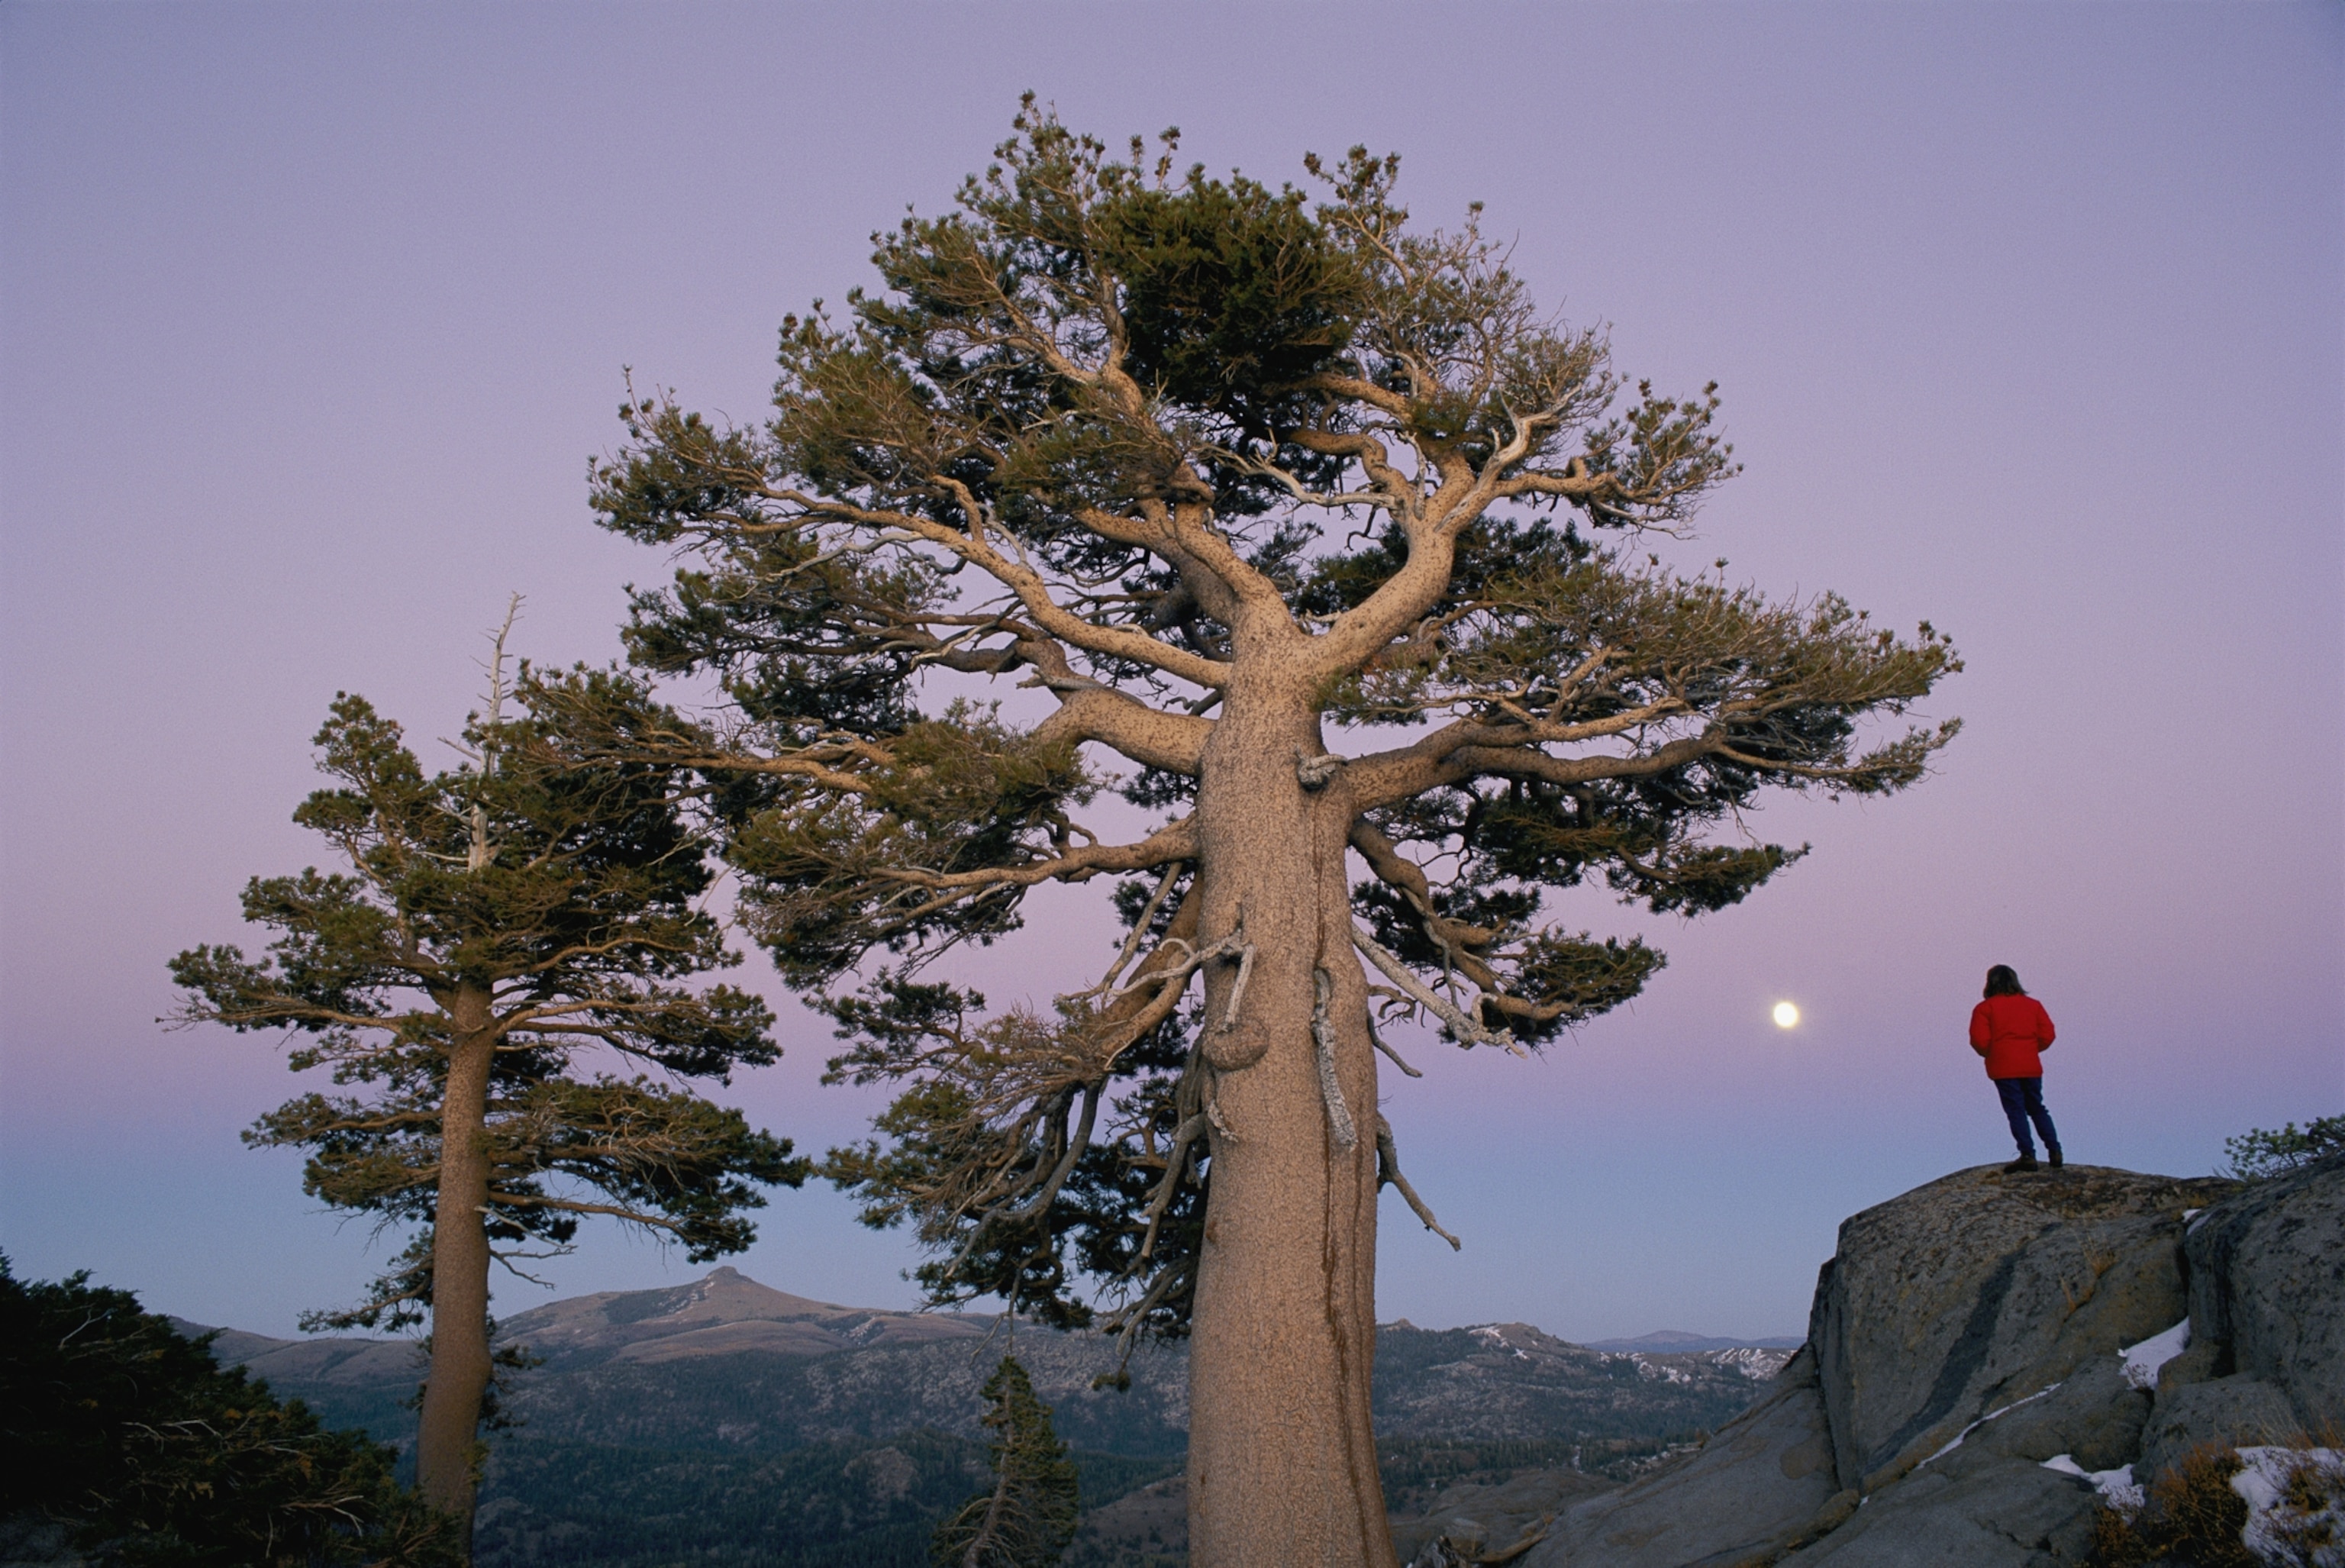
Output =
[
  {"x1": 2176, "y1": 1150, "x2": 2345, "y2": 1434},
  {"x1": 1407, "y1": 1153, "x2": 2343, "y2": 1568}
]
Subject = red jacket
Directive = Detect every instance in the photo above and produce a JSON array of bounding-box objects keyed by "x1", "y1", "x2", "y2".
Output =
[{"x1": 1970, "y1": 995, "x2": 2055, "y2": 1079}]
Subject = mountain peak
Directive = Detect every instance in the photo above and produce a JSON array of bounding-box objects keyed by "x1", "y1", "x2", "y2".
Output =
[{"x1": 488, "y1": 1266, "x2": 992, "y2": 1367}]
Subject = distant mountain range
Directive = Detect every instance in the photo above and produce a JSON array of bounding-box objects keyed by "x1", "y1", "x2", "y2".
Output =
[
  {"x1": 1579, "y1": 1329, "x2": 1805, "y2": 1353},
  {"x1": 183, "y1": 1266, "x2": 1793, "y2": 1567}
]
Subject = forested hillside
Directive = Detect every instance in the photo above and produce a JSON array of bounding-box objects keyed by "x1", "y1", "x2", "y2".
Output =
[{"x1": 189, "y1": 1268, "x2": 1785, "y2": 1566}]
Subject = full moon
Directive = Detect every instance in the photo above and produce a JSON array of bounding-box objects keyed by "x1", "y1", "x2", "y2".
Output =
[{"x1": 1772, "y1": 1002, "x2": 1801, "y2": 1029}]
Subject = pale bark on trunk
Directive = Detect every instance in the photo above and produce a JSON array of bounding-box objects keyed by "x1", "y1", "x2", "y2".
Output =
[
  {"x1": 417, "y1": 984, "x2": 496, "y2": 1553},
  {"x1": 1186, "y1": 672, "x2": 1395, "y2": 1568}
]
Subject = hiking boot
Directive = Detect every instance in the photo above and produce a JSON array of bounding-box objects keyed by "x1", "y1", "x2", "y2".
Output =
[
  {"x1": 2048, "y1": 1146, "x2": 2064, "y2": 1170},
  {"x1": 2003, "y1": 1154, "x2": 2040, "y2": 1173}
]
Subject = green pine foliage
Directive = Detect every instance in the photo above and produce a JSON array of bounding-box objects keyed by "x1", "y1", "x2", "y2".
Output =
[
  {"x1": 168, "y1": 666, "x2": 808, "y2": 1331},
  {"x1": 2223, "y1": 1116, "x2": 2345, "y2": 1181},
  {"x1": 169, "y1": 628, "x2": 811, "y2": 1535},
  {"x1": 0, "y1": 1257, "x2": 459, "y2": 1566},
  {"x1": 931, "y1": 1357, "x2": 1082, "y2": 1568},
  {"x1": 577, "y1": 98, "x2": 1960, "y2": 1349}
]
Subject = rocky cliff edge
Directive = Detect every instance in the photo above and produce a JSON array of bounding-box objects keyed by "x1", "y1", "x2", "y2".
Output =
[{"x1": 1401, "y1": 1153, "x2": 2343, "y2": 1568}]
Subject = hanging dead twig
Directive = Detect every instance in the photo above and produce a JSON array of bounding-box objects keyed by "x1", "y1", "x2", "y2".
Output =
[{"x1": 1376, "y1": 1115, "x2": 1461, "y2": 1250}]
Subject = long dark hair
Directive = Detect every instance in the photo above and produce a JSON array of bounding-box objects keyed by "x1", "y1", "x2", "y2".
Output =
[{"x1": 1983, "y1": 964, "x2": 2026, "y2": 999}]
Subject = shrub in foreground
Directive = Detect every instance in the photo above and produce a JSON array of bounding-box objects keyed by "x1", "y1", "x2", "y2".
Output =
[
  {"x1": 2092, "y1": 1439, "x2": 2343, "y2": 1568},
  {"x1": 0, "y1": 1257, "x2": 458, "y2": 1566},
  {"x1": 2224, "y1": 1118, "x2": 2345, "y2": 1181}
]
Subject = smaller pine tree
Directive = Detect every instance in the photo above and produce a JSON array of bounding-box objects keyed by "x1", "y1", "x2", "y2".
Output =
[
  {"x1": 168, "y1": 604, "x2": 808, "y2": 1542},
  {"x1": 931, "y1": 1356, "x2": 1082, "y2": 1568}
]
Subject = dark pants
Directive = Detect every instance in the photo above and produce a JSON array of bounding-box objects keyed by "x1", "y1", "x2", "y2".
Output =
[{"x1": 1995, "y1": 1076, "x2": 2059, "y2": 1157}]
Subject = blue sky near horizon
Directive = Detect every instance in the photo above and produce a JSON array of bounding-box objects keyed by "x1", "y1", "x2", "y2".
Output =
[{"x1": 2, "y1": 2, "x2": 2338, "y2": 1344}]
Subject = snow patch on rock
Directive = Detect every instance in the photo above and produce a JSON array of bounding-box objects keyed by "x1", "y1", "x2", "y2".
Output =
[
  {"x1": 2042, "y1": 1453, "x2": 2144, "y2": 1511},
  {"x1": 2121, "y1": 1319, "x2": 2191, "y2": 1390},
  {"x1": 2233, "y1": 1446, "x2": 2345, "y2": 1566},
  {"x1": 1920, "y1": 1382, "x2": 2063, "y2": 1466}
]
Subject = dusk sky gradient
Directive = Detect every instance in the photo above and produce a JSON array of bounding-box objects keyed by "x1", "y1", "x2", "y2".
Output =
[{"x1": 3, "y1": 2, "x2": 2338, "y2": 1345}]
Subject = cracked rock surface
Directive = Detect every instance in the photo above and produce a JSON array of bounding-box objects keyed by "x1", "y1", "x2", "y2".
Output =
[
  {"x1": 2179, "y1": 1150, "x2": 2345, "y2": 1438},
  {"x1": 1810, "y1": 1165, "x2": 2226, "y2": 1496},
  {"x1": 1425, "y1": 1155, "x2": 2344, "y2": 1568},
  {"x1": 1514, "y1": 1349, "x2": 1839, "y2": 1567}
]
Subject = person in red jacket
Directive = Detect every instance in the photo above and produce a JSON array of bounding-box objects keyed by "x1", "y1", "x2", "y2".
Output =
[{"x1": 1971, "y1": 964, "x2": 2062, "y2": 1173}]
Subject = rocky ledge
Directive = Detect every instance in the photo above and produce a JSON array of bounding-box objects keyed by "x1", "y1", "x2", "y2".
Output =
[{"x1": 1401, "y1": 1152, "x2": 2343, "y2": 1567}]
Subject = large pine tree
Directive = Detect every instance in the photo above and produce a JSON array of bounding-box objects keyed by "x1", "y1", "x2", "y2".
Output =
[
  {"x1": 170, "y1": 621, "x2": 808, "y2": 1549},
  {"x1": 581, "y1": 105, "x2": 1959, "y2": 1566}
]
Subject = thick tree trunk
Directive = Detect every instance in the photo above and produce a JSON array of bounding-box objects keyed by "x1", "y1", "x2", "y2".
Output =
[
  {"x1": 1186, "y1": 679, "x2": 1393, "y2": 1568},
  {"x1": 417, "y1": 986, "x2": 496, "y2": 1552}
]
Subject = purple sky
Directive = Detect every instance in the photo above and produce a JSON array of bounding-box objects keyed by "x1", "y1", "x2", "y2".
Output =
[{"x1": 3, "y1": 3, "x2": 2338, "y2": 1345}]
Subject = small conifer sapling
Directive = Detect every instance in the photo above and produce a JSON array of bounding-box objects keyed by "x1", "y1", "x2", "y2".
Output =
[{"x1": 931, "y1": 1355, "x2": 1082, "y2": 1568}]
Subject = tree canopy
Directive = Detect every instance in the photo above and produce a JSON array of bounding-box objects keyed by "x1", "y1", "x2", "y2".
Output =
[
  {"x1": 172, "y1": 676, "x2": 803, "y2": 1324},
  {"x1": 583, "y1": 102, "x2": 1955, "y2": 1331},
  {"x1": 574, "y1": 102, "x2": 1959, "y2": 1563}
]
